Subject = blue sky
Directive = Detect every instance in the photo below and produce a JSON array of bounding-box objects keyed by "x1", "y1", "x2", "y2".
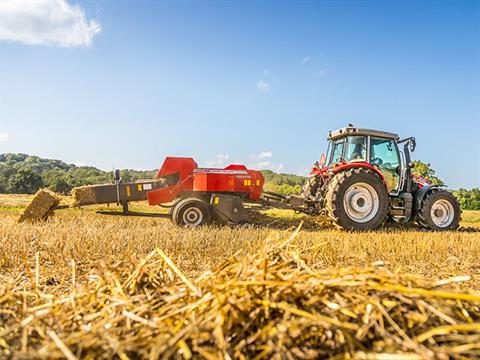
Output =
[{"x1": 0, "y1": 0, "x2": 479, "y2": 188}]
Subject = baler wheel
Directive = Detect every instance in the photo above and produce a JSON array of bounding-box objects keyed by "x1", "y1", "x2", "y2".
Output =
[
  {"x1": 416, "y1": 190, "x2": 461, "y2": 231},
  {"x1": 325, "y1": 168, "x2": 389, "y2": 230},
  {"x1": 172, "y1": 198, "x2": 211, "y2": 227},
  {"x1": 167, "y1": 199, "x2": 181, "y2": 215}
]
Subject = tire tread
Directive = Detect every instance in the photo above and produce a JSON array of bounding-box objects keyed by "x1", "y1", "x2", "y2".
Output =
[{"x1": 325, "y1": 168, "x2": 389, "y2": 230}]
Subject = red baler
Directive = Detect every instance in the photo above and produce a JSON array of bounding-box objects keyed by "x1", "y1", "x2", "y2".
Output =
[{"x1": 104, "y1": 157, "x2": 266, "y2": 226}]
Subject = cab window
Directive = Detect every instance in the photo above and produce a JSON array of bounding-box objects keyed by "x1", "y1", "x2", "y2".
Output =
[
  {"x1": 328, "y1": 139, "x2": 345, "y2": 166},
  {"x1": 370, "y1": 137, "x2": 400, "y2": 192},
  {"x1": 345, "y1": 136, "x2": 367, "y2": 162}
]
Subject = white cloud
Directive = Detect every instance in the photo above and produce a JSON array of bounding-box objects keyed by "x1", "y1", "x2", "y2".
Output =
[
  {"x1": 316, "y1": 69, "x2": 328, "y2": 78},
  {"x1": 256, "y1": 161, "x2": 271, "y2": 169},
  {"x1": 206, "y1": 154, "x2": 230, "y2": 167},
  {"x1": 0, "y1": 0, "x2": 102, "y2": 47},
  {"x1": 249, "y1": 152, "x2": 283, "y2": 172},
  {"x1": 256, "y1": 80, "x2": 271, "y2": 92},
  {"x1": 302, "y1": 56, "x2": 318, "y2": 64},
  {"x1": 258, "y1": 151, "x2": 272, "y2": 159},
  {"x1": 204, "y1": 152, "x2": 284, "y2": 173},
  {"x1": 271, "y1": 163, "x2": 284, "y2": 172},
  {"x1": 254, "y1": 161, "x2": 284, "y2": 172},
  {"x1": 0, "y1": 132, "x2": 8, "y2": 143},
  {"x1": 262, "y1": 69, "x2": 270, "y2": 77},
  {"x1": 251, "y1": 151, "x2": 272, "y2": 160}
]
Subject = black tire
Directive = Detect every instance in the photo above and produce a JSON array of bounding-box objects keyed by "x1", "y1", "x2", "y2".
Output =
[
  {"x1": 168, "y1": 199, "x2": 181, "y2": 215},
  {"x1": 172, "y1": 198, "x2": 210, "y2": 227},
  {"x1": 325, "y1": 168, "x2": 389, "y2": 231},
  {"x1": 302, "y1": 175, "x2": 320, "y2": 199},
  {"x1": 416, "y1": 190, "x2": 461, "y2": 231}
]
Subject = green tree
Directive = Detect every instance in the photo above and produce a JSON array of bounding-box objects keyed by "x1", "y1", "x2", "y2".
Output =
[
  {"x1": 0, "y1": 164, "x2": 16, "y2": 193},
  {"x1": 411, "y1": 161, "x2": 443, "y2": 185},
  {"x1": 453, "y1": 188, "x2": 480, "y2": 210},
  {"x1": 7, "y1": 168, "x2": 44, "y2": 194},
  {"x1": 48, "y1": 175, "x2": 71, "y2": 194}
]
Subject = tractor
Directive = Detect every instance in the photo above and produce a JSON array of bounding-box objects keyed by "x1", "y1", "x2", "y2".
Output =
[{"x1": 280, "y1": 126, "x2": 461, "y2": 231}]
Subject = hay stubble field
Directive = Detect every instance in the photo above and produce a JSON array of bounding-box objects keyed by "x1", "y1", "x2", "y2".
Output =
[{"x1": 1, "y1": 194, "x2": 480, "y2": 359}]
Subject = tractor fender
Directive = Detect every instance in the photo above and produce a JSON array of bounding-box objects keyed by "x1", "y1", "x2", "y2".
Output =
[
  {"x1": 331, "y1": 163, "x2": 388, "y2": 189},
  {"x1": 413, "y1": 184, "x2": 446, "y2": 212}
]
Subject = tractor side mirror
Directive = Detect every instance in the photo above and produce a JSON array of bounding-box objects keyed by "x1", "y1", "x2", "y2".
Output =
[{"x1": 410, "y1": 138, "x2": 416, "y2": 152}]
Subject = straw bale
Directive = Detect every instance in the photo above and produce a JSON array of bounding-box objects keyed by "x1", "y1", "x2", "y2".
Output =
[
  {"x1": 17, "y1": 189, "x2": 60, "y2": 222},
  {"x1": 1, "y1": 225, "x2": 479, "y2": 359},
  {"x1": 71, "y1": 185, "x2": 98, "y2": 206}
]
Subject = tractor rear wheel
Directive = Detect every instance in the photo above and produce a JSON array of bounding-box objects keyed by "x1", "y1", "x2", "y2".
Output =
[
  {"x1": 416, "y1": 190, "x2": 460, "y2": 231},
  {"x1": 172, "y1": 198, "x2": 210, "y2": 227},
  {"x1": 325, "y1": 168, "x2": 389, "y2": 230}
]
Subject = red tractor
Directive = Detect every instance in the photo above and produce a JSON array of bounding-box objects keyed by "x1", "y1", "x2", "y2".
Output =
[{"x1": 266, "y1": 126, "x2": 461, "y2": 231}]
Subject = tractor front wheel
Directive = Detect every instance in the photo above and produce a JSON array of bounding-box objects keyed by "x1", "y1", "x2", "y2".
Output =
[
  {"x1": 325, "y1": 168, "x2": 389, "y2": 231},
  {"x1": 172, "y1": 198, "x2": 210, "y2": 227},
  {"x1": 416, "y1": 190, "x2": 460, "y2": 231}
]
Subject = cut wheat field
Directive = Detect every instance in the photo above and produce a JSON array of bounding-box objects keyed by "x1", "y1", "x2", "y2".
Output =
[{"x1": 1, "y1": 194, "x2": 479, "y2": 359}]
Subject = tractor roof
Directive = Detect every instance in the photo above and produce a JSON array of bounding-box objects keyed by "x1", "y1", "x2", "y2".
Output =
[{"x1": 328, "y1": 127, "x2": 399, "y2": 141}]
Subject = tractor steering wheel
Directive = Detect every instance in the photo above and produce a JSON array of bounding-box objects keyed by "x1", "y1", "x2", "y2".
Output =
[{"x1": 371, "y1": 157, "x2": 383, "y2": 166}]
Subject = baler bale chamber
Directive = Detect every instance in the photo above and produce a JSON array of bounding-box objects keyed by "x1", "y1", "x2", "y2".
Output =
[
  {"x1": 72, "y1": 178, "x2": 173, "y2": 213},
  {"x1": 144, "y1": 157, "x2": 266, "y2": 226}
]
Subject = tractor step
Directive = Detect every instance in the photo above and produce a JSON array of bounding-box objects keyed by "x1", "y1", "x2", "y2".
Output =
[{"x1": 389, "y1": 193, "x2": 413, "y2": 218}]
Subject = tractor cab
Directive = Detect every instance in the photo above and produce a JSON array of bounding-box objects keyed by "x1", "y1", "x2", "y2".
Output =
[{"x1": 324, "y1": 127, "x2": 405, "y2": 194}]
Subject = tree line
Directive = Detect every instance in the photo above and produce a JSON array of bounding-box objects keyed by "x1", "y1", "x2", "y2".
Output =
[
  {"x1": 0, "y1": 153, "x2": 155, "y2": 195},
  {"x1": 0, "y1": 153, "x2": 478, "y2": 210}
]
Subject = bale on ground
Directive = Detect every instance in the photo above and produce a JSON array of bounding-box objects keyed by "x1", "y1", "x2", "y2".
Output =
[{"x1": 18, "y1": 189, "x2": 60, "y2": 222}]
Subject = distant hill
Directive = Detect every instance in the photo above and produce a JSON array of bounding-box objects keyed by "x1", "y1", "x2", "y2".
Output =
[{"x1": 0, "y1": 153, "x2": 306, "y2": 195}]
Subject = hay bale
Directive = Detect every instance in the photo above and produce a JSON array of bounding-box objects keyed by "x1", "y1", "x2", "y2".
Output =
[
  {"x1": 18, "y1": 189, "x2": 60, "y2": 223},
  {"x1": 71, "y1": 185, "x2": 98, "y2": 206}
]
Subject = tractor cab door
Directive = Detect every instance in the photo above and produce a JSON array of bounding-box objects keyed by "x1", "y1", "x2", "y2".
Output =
[{"x1": 369, "y1": 137, "x2": 401, "y2": 194}]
